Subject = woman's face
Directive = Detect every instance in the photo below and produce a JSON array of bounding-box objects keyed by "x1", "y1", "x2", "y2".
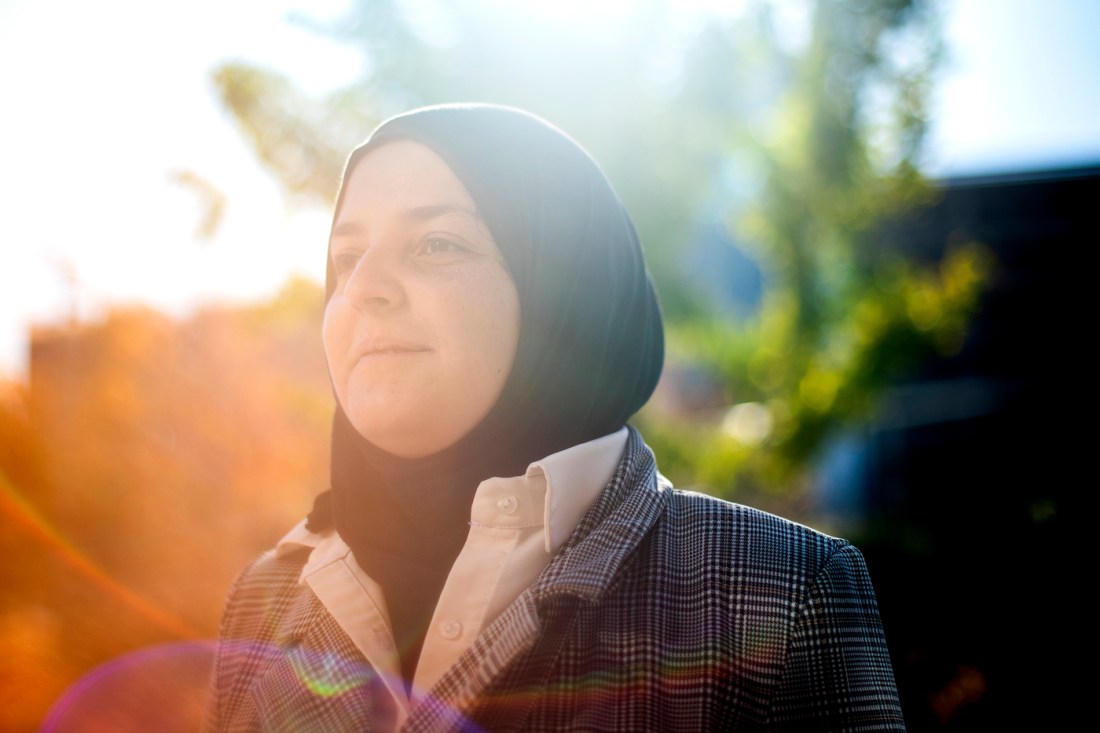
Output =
[{"x1": 323, "y1": 141, "x2": 521, "y2": 458}]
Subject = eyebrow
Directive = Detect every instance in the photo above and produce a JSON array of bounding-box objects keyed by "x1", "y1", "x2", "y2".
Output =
[{"x1": 331, "y1": 203, "x2": 479, "y2": 237}]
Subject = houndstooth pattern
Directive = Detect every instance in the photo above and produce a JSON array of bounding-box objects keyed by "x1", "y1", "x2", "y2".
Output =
[{"x1": 207, "y1": 428, "x2": 904, "y2": 732}]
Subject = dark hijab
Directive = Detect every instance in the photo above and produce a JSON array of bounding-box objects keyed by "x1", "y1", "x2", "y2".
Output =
[{"x1": 307, "y1": 104, "x2": 663, "y2": 681}]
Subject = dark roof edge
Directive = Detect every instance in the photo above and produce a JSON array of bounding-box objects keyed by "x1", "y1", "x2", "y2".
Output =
[{"x1": 931, "y1": 161, "x2": 1100, "y2": 189}]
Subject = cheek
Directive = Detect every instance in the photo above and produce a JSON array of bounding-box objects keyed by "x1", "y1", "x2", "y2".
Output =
[
  {"x1": 321, "y1": 299, "x2": 351, "y2": 383},
  {"x1": 463, "y1": 275, "x2": 521, "y2": 377}
]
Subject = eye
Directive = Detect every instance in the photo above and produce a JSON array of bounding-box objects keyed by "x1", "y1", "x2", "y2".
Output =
[
  {"x1": 419, "y1": 236, "x2": 468, "y2": 256},
  {"x1": 331, "y1": 249, "x2": 361, "y2": 275}
]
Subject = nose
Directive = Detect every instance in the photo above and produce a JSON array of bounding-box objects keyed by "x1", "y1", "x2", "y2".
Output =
[{"x1": 342, "y1": 247, "x2": 405, "y2": 311}]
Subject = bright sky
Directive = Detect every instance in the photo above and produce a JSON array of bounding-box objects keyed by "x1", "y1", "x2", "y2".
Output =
[
  {"x1": 1, "y1": 0, "x2": 1098, "y2": 379},
  {"x1": 924, "y1": 0, "x2": 1100, "y2": 174}
]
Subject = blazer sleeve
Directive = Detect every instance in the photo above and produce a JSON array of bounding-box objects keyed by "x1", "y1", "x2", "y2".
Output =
[{"x1": 770, "y1": 541, "x2": 906, "y2": 732}]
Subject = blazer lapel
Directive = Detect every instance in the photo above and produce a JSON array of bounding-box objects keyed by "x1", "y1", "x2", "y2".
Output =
[{"x1": 400, "y1": 428, "x2": 669, "y2": 732}]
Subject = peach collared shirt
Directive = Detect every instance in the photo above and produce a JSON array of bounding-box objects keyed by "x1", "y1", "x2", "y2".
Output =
[{"x1": 274, "y1": 427, "x2": 628, "y2": 726}]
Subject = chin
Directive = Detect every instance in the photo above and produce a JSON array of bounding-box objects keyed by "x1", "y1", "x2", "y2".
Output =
[{"x1": 344, "y1": 411, "x2": 445, "y2": 458}]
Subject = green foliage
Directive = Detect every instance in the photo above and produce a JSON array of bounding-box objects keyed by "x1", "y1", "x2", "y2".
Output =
[{"x1": 212, "y1": 0, "x2": 990, "y2": 512}]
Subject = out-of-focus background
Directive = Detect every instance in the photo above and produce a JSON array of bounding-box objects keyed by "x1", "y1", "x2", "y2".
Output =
[{"x1": 1, "y1": 0, "x2": 1095, "y2": 729}]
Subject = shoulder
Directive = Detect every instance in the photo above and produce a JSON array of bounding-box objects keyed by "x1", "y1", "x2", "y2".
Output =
[
  {"x1": 620, "y1": 481, "x2": 891, "y2": 667},
  {"x1": 604, "y1": 432, "x2": 858, "y2": 587},
  {"x1": 229, "y1": 545, "x2": 309, "y2": 600},
  {"x1": 665, "y1": 486, "x2": 848, "y2": 548},
  {"x1": 217, "y1": 546, "x2": 311, "y2": 642},
  {"x1": 647, "y1": 485, "x2": 862, "y2": 590}
]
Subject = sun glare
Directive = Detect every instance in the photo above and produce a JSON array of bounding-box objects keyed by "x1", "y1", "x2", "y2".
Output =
[
  {"x1": 514, "y1": 0, "x2": 638, "y2": 27},
  {"x1": 482, "y1": 0, "x2": 746, "y2": 40}
]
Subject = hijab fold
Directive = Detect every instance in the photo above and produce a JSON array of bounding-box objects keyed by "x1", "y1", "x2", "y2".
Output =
[{"x1": 306, "y1": 104, "x2": 664, "y2": 683}]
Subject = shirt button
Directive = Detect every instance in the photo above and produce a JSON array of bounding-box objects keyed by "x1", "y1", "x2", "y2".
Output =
[
  {"x1": 439, "y1": 619, "x2": 462, "y2": 640},
  {"x1": 497, "y1": 495, "x2": 519, "y2": 514}
]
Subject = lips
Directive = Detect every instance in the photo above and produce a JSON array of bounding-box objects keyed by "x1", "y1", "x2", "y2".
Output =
[{"x1": 354, "y1": 338, "x2": 430, "y2": 364}]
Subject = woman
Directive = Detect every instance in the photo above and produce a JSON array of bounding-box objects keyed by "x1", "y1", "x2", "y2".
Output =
[{"x1": 206, "y1": 104, "x2": 904, "y2": 732}]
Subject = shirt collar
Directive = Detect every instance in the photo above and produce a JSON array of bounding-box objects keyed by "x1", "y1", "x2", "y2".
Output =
[
  {"x1": 527, "y1": 427, "x2": 628, "y2": 553},
  {"x1": 276, "y1": 426, "x2": 629, "y2": 563}
]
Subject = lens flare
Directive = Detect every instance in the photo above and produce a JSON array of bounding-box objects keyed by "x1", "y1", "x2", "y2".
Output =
[
  {"x1": 0, "y1": 469, "x2": 199, "y2": 639},
  {"x1": 286, "y1": 644, "x2": 379, "y2": 698},
  {"x1": 40, "y1": 640, "x2": 215, "y2": 732}
]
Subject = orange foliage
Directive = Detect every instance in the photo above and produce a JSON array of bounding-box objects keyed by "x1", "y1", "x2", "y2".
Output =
[{"x1": 0, "y1": 277, "x2": 331, "y2": 730}]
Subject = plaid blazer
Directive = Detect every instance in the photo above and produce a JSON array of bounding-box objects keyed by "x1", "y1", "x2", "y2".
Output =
[{"x1": 206, "y1": 428, "x2": 904, "y2": 732}]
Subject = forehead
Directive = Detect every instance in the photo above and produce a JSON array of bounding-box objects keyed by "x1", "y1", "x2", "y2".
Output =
[{"x1": 336, "y1": 140, "x2": 477, "y2": 219}]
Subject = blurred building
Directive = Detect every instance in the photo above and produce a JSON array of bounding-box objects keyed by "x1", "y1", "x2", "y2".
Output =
[{"x1": 834, "y1": 163, "x2": 1097, "y2": 730}]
